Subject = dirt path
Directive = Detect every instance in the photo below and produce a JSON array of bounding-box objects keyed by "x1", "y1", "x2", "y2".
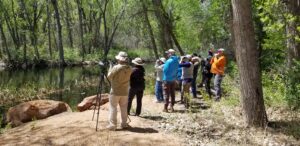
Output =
[{"x1": 0, "y1": 95, "x2": 183, "y2": 146}]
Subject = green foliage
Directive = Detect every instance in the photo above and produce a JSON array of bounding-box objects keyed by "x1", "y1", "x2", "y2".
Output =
[
  {"x1": 285, "y1": 60, "x2": 300, "y2": 110},
  {"x1": 262, "y1": 71, "x2": 286, "y2": 107}
]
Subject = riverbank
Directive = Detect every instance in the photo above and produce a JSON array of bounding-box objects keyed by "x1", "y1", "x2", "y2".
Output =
[{"x1": 1, "y1": 95, "x2": 299, "y2": 146}]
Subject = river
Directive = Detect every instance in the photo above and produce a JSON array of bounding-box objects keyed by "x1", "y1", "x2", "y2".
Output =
[{"x1": 0, "y1": 64, "x2": 154, "y2": 114}]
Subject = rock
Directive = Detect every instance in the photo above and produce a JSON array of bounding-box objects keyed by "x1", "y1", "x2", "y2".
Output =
[
  {"x1": 77, "y1": 94, "x2": 109, "y2": 112},
  {"x1": 6, "y1": 100, "x2": 71, "y2": 127}
]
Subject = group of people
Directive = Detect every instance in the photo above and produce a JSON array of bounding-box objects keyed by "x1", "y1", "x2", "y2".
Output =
[
  {"x1": 106, "y1": 48, "x2": 226, "y2": 130},
  {"x1": 154, "y1": 48, "x2": 226, "y2": 112}
]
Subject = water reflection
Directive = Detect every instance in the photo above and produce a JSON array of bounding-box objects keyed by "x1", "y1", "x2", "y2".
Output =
[
  {"x1": 0, "y1": 66, "x2": 103, "y2": 110},
  {"x1": 0, "y1": 63, "x2": 154, "y2": 110}
]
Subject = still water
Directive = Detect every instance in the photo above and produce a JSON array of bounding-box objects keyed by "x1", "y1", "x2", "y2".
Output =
[{"x1": 0, "y1": 64, "x2": 154, "y2": 112}]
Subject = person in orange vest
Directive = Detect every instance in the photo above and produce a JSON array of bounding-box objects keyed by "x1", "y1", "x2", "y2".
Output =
[{"x1": 210, "y1": 48, "x2": 226, "y2": 101}]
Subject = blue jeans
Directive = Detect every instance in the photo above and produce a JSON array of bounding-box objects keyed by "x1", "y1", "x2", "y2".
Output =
[{"x1": 155, "y1": 81, "x2": 164, "y2": 101}]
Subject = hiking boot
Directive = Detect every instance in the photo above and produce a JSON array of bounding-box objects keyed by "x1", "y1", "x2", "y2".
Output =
[
  {"x1": 106, "y1": 125, "x2": 116, "y2": 131},
  {"x1": 121, "y1": 123, "x2": 131, "y2": 129},
  {"x1": 163, "y1": 108, "x2": 168, "y2": 112},
  {"x1": 170, "y1": 106, "x2": 174, "y2": 113}
]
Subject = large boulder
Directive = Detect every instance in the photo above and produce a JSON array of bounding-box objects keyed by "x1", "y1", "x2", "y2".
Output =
[
  {"x1": 6, "y1": 100, "x2": 71, "y2": 127},
  {"x1": 77, "y1": 94, "x2": 109, "y2": 112}
]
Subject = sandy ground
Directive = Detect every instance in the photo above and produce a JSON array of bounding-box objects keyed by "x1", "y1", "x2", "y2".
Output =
[{"x1": 0, "y1": 95, "x2": 183, "y2": 146}]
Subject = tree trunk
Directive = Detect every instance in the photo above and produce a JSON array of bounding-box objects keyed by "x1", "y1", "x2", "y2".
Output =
[
  {"x1": 64, "y1": 0, "x2": 74, "y2": 48},
  {"x1": 88, "y1": 4, "x2": 93, "y2": 54},
  {"x1": 47, "y1": 0, "x2": 53, "y2": 59},
  {"x1": 19, "y1": 0, "x2": 40, "y2": 60},
  {"x1": 22, "y1": 35, "x2": 27, "y2": 63},
  {"x1": 141, "y1": 0, "x2": 159, "y2": 59},
  {"x1": 170, "y1": 30, "x2": 184, "y2": 55},
  {"x1": 93, "y1": 12, "x2": 102, "y2": 50},
  {"x1": 51, "y1": 0, "x2": 65, "y2": 65},
  {"x1": 152, "y1": 0, "x2": 173, "y2": 51},
  {"x1": 286, "y1": 0, "x2": 300, "y2": 67},
  {"x1": 11, "y1": 0, "x2": 20, "y2": 50},
  {"x1": 0, "y1": 21, "x2": 11, "y2": 61},
  {"x1": 231, "y1": 0, "x2": 268, "y2": 127},
  {"x1": 76, "y1": 0, "x2": 85, "y2": 61},
  {"x1": 3, "y1": 10, "x2": 20, "y2": 52}
]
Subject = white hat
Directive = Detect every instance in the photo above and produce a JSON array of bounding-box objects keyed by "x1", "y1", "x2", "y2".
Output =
[
  {"x1": 181, "y1": 56, "x2": 189, "y2": 62},
  {"x1": 159, "y1": 57, "x2": 166, "y2": 63},
  {"x1": 186, "y1": 54, "x2": 192, "y2": 59},
  {"x1": 165, "y1": 49, "x2": 176, "y2": 54},
  {"x1": 115, "y1": 51, "x2": 128, "y2": 62},
  {"x1": 132, "y1": 57, "x2": 145, "y2": 66},
  {"x1": 218, "y1": 48, "x2": 225, "y2": 52},
  {"x1": 192, "y1": 57, "x2": 200, "y2": 62}
]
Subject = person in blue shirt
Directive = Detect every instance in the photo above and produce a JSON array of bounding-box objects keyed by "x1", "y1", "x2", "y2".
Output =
[{"x1": 163, "y1": 49, "x2": 179, "y2": 112}]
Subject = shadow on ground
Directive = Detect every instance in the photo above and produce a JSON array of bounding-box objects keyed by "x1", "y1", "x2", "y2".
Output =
[
  {"x1": 117, "y1": 127, "x2": 158, "y2": 133},
  {"x1": 141, "y1": 115, "x2": 166, "y2": 121},
  {"x1": 268, "y1": 120, "x2": 300, "y2": 140}
]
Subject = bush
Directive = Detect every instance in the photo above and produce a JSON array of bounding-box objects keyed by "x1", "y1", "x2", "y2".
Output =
[{"x1": 285, "y1": 60, "x2": 300, "y2": 110}]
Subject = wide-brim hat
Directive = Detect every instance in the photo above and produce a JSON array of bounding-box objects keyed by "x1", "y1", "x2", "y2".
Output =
[
  {"x1": 132, "y1": 57, "x2": 145, "y2": 66},
  {"x1": 115, "y1": 51, "x2": 128, "y2": 62}
]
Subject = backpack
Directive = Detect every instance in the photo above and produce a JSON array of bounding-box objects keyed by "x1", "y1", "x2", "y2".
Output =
[{"x1": 203, "y1": 57, "x2": 212, "y2": 74}]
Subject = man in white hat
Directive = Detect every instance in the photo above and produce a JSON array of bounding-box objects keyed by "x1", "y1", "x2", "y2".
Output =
[
  {"x1": 127, "y1": 58, "x2": 145, "y2": 116},
  {"x1": 107, "y1": 51, "x2": 132, "y2": 130}
]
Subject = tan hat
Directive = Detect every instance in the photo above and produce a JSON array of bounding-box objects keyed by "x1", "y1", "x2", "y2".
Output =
[
  {"x1": 132, "y1": 57, "x2": 145, "y2": 66},
  {"x1": 115, "y1": 51, "x2": 128, "y2": 62}
]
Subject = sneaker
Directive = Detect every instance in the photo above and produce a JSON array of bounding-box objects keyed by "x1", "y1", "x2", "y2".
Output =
[
  {"x1": 121, "y1": 123, "x2": 131, "y2": 129},
  {"x1": 106, "y1": 125, "x2": 116, "y2": 131}
]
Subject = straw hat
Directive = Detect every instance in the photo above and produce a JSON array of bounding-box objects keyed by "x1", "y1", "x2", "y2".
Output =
[
  {"x1": 132, "y1": 57, "x2": 145, "y2": 66},
  {"x1": 115, "y1": 51, "x2": 128, "y2": 62}
]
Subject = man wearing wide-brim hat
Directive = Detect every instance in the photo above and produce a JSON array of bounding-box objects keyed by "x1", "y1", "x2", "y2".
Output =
[
  {"x1": 107, "y1": 51, "x2": 132, "y2": 130},
  {"x1": 127, "y1": 58, "x2": 146, "y2": 116}
]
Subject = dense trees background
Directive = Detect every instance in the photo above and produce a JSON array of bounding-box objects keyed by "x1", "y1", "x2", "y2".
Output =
[
  {"x1": 0, "y1": 0, "x2": 233, "y2": 62},
  {"x1": 0, "y1": 0, "x2": 299, "y2": 127}
]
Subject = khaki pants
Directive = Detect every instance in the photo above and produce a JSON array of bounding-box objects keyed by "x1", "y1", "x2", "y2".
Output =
[
  {"x1": 109, "y1": 95, "x2": 128, "y2": 127},
  {"x1": 181, "y1": 82, "x2": 191, "y2": 102}
]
